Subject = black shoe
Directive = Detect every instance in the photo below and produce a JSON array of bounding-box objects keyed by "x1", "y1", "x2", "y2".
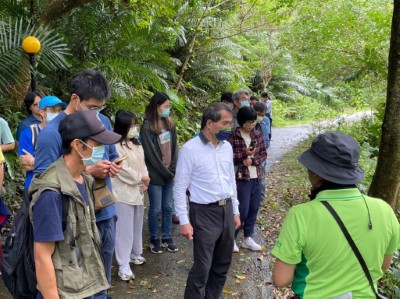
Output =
[
  {"x1": 150, "y1": 239, "x2": 162, "y2": 254},
  {"x1": 161, "y1": 238, "x2": 178, "y2": 252}
]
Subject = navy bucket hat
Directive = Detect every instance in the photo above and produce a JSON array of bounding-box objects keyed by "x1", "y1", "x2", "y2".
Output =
[{"x1": 297, "y1": 132, "x2": 364, "y2": 184}]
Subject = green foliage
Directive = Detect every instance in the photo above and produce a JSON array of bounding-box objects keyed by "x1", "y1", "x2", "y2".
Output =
[
  {"x1": 273, "y1": 95, "x2": 339, "y2": 126},
  {"x1": 380, "y1": 251, "x2": 400, "y2": 298},
  {"x1": 2, "y1": 151, "x2": 24, "y2": 210},
  {"x1": 277, "y1": 0, "x2": 391, "y2": 88}
]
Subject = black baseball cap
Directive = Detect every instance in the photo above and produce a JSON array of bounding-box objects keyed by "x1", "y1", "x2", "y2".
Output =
[{"x1": 59, "y1": 110, "x2": 121, "y2": 144}]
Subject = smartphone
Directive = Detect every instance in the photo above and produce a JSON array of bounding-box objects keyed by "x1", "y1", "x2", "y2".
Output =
[
  {"x1": 249, "y1": 140, "x2": 257, "y2": 150},
  {"x1": 114, "y1": 155, "x2": 128, "y2": 165}
]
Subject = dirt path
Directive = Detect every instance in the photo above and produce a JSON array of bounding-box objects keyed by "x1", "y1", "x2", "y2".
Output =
[
  {"x1": 0, "y1": 111, "x2": 371, "y2": 299},
  {"x1": 105, "y1": 123, "x2": 319, "y2": 299}
]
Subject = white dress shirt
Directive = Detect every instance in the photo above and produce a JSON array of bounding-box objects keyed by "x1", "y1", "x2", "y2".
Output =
[{"x1": 173, "y1": 132, "x2": 239, "y2": 225}]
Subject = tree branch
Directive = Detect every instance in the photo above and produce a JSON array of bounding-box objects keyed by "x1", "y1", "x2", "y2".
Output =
[
  {"x1": 39, "y1": 0, "x2": 98, "y2": 25},
  {"x1": 210, "y1": 22, "x2": 273, "y2": 40}
]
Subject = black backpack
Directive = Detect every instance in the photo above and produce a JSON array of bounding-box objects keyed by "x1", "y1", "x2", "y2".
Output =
[{"x1": 2, "y1": 189, "x2": 69, "y2": 299}]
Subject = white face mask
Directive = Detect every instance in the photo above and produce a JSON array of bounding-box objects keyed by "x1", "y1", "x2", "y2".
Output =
[
  {"x1": 127, "y1": 126, "x2": 138, "y2": 139},
  {"x1": 46, "y1": 112, "x2": 59, "y2": 123}
]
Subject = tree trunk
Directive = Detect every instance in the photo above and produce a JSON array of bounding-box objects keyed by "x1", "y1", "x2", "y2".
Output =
[
  {"x1": 368, "y1": 0, "x2": 400, "y2": 210},
  {"x1": 174, "y1": 2, "x2": 212, "y2": 92}
]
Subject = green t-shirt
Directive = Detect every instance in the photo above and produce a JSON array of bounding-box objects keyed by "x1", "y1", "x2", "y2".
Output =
[{"x1": 272, "y1": 188, "x2": 399, "y2": 299}]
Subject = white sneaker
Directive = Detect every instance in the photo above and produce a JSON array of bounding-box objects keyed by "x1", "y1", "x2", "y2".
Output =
[
  {"x1": 118, "y1": 265, "x2": 135, "y2": 281},
  {"x1": 233, "y1": 241, "x2": 239, "y2": 253},
  {"x1": 241, "y1": 237, "x2": 262, "y2": 251},
  {"x1": 130, "y1": 254, "x2": 146, "y2": 265}
]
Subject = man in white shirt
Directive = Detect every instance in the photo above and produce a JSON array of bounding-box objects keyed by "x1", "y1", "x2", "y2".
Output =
[{"x1": 174, "y1": 102, "x2": 241, "y2": 299}]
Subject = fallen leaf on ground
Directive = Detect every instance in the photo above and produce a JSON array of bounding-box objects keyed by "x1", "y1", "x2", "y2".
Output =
[
  {"x1": 140, "y1": 280, "x2": 148, "y2": 286},
  {"x1": 223, "y1": 289, "x2": 233, "y2": 294}
]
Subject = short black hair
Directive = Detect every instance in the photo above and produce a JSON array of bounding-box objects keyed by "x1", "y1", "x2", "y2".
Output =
[
  {"x1": 260, "y1": 91, "x2": 269, "y2": 98},
  {"x1": 201, "y1": 102, "x2": 233, "y2": 129},
  {"x1": 250, "y1": 95, "x2": 259, "y2": 102},
  {"x1": 60, "y1": 135, "x2": 89, "y2": 155},
  {"x1": 253, "y1": 102, "x2": 267, "y2": 113},
  {"x1": 70, "y1": 69, "x2": 111, "y2": 101},
  {"x1": 237, "y1": 107, "x2": 257, "y2": 127},
  {"x1": 23, "y1": 92, "x2": 41, "y2": 114},
  {"x1": 220, "y1": 92, "x2": 233, "y2": 103}
]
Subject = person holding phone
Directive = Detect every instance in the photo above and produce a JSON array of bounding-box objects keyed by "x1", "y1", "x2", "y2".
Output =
[{"x1": 228, "y1": 106, "x2": 267, "y2": 252}]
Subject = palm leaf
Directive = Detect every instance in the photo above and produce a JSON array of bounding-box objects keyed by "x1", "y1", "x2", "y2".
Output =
[{"x1": 0, "y1": 17, "x2": 70, "y2": 95}]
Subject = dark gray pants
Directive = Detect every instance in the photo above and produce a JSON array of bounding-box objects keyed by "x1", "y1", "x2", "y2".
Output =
[{"x1": 184, "y1": 202, "x2": 235, "y2": 299}]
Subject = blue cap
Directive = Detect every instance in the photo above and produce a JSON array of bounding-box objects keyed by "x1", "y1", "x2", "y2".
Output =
[{"x1": 39, "y1": 96, "x2": 67, "y2": 110}]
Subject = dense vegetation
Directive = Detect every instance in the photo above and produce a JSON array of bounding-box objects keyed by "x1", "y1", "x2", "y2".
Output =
[
  {"x1": 0, "y1": 0, "x2": 398, "y2": 295},
  {"x1": 0, "y1": 0, "x2": 392, "y2": 119},
  {"x1": 0, "y1": 0, "x2": 393, "y2": 209}
]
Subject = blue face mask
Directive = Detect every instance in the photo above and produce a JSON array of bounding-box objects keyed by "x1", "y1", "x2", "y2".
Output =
[
  {"x1": 78, "y1": 141, "x2": 105, "y2": 166},
  {"x1": 159, "y1": 108, "x2": 170, "y2": 118},
  {"x1": 216, "y1": 128, "x2": 232, "y2": 141},
  {"x1": 240, "y1": 100, "x2": 250, "y2": 108}
]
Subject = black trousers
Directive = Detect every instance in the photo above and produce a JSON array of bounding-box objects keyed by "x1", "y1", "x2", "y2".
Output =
[{"x1": 184, "y1": 202, "x2": 235, "y2": 299}]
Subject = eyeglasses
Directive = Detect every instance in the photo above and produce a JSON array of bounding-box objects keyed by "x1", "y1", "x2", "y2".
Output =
[
  {"x1": 80, "y1": 102, "x2": 106, "y2": 112},
  {"x1": 218, "y1": 120, "x2": 234, "y2": 128}
]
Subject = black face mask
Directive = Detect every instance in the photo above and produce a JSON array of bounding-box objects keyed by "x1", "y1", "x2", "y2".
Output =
[{"x1": 216, "y1": 129, "x2": 231, "y2": 141}]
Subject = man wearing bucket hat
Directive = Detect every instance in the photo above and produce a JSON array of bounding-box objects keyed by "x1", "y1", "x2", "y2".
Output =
[
  {"x1": 29, "y1": 110, "x2": 121, "y2": 299},
  {"x1": 272, "y1": 132, "x2": 399, "y2": 298},
  {"x1": 18, "y1": 95, "x2": 66, "y2": 190}
]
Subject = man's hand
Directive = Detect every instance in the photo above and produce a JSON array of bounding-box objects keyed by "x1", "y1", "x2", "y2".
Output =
[
  {"x1": 85, "y1": 160, "x2": 112, "y2": 179},
  {"x1": 180, "y1": 223, "x2": 194, "y2": 240},
  {"x1": 19, "y1": 149, "x2": 35, "y2": 169},
  {"x1": 109, "y1": 161, "x2": 122, "y2": 178},
  {"x1": 233, "y1": 215, "x2": 241, "y2": 229}
]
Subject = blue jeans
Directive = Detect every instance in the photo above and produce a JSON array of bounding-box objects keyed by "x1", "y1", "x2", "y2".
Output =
[
  {"x1": 93, "y1": 215, "x2": 117, "y2": 299},
  {"x1": 148, "y1": 181, "x2": 174, "y2": 241},
  {"x1": 235, "y1": 179, "x2": 262, "y2": 238}
]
